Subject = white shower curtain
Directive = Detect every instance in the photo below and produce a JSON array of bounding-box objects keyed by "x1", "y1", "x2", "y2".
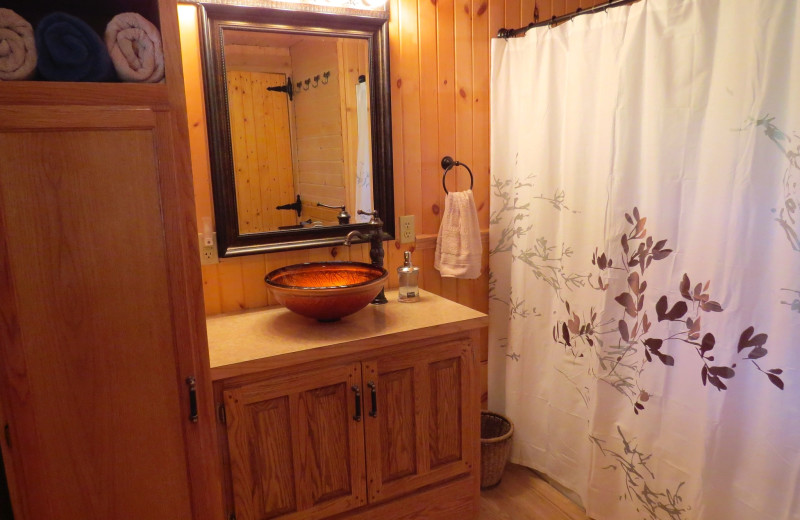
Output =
[{"x1": 488, "y1": 1, "x2": 800, "y2": 519}]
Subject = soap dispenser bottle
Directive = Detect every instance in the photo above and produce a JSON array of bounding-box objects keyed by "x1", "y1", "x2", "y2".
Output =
[{"x1": 397, "y1": 251, "x2": 420, "y2": 302}]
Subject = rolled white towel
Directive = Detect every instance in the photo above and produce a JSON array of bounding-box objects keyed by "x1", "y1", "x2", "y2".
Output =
[
  {"x1": 105, "y1": 12, "x2": 164, "y2": 83},
  {"x1": 0, "y1": 8, "x2": 37, "y2": 81}
]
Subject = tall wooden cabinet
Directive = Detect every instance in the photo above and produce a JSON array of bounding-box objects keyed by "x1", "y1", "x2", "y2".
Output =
[{"x1": 0, "y1": 1, "x2": 222, "y2": 519}]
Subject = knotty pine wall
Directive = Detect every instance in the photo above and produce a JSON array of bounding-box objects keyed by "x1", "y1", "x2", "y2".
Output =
[{"x1": 178, "y1": 0, "x2": 612, "y2": 408}]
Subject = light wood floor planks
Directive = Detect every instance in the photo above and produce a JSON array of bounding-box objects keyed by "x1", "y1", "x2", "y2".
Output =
[{"x1": 479, "y1": 464, "x2": 590, "y2": 520}]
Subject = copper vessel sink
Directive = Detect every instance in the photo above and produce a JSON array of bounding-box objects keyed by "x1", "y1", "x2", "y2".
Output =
[{"x1": 264, "y1": 262, "x2": 388, "y2": 321}]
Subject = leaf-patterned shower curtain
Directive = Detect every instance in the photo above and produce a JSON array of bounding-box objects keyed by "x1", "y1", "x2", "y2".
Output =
[{"x1": 488, "y1": 1, "x2": 800, "y2": 519}]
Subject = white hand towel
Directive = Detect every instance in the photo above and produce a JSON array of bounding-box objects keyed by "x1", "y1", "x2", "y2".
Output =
[
  {"x1": 0, "y1": 8, "x2": 37, "y2": 81},
  {"x1": 105, "y1": 12, "x2": 164, "y2": 83},
  {"x1": 434, "y1": 189, "x2": 482, "y2": 279}
]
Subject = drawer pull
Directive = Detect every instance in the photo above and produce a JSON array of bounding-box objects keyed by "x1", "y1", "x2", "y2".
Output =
[
  {"x1": 352, "y1": 385, "x2": 362, "y2": 422},
  {"x1": 368, "y1": 381, "x2": 378, "y2": 418},
  {"x1": 186, "y1": 377, "x2": 198, "y2": 423}
]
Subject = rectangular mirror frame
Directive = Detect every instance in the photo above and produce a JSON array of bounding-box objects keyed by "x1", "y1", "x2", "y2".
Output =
[{"x1": 197, "y1": 3, "x2": 394, "y2": 256}]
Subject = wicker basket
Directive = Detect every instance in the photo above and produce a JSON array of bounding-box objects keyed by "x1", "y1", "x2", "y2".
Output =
[{"x1": 480, "y1": 411, "x2": 514, "y2": 489}]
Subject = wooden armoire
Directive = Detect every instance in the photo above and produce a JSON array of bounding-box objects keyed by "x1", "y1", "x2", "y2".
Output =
[{"x1": 0, "y1": 1, "x2": 222, "y2": 518}]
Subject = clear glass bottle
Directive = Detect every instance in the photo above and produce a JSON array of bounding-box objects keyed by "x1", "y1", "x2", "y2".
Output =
[{"x1": 397, "y1": 251, "x2": 420, "y2": 302}]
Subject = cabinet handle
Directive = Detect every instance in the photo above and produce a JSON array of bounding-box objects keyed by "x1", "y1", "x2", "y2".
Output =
[
  {"x1": 367, "y1": 381, "x2": 377, "y2": 418},
  {"x1": 352, "y1": 385, "x2": 361, "y2": 422},
  {"x1": 186, "y1": 377, "x2": 198, "y2": 423}
]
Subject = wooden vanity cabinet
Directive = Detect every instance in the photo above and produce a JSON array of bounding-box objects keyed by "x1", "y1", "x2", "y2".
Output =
[{"x1": 212, "y1": 316, "x2": 483, "y2": 520}]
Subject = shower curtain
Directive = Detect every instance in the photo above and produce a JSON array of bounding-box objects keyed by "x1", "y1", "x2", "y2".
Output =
[{"x1": 488, "y1": 1, "x2": 800, "y2": 519}]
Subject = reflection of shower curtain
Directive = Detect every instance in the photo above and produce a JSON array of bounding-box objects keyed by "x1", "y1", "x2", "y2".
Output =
[
  {"x1": 355, "y1": 81, "x2": 373, "y2": 222},
  {"x1": 488, "y1": 1, "x2": 800, "y2": 519}
]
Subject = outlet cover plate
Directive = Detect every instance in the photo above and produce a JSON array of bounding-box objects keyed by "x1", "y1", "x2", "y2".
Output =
[
  {"x1": 399, "y1": 215, "x2": 415, "y2": 244},
  {"x1": 199, "y1": 233, "x2": 219, "y2": 265}
]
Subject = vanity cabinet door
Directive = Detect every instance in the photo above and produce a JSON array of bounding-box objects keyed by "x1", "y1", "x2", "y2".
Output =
[
  {"x1": 361, "y1": 339, "x2": 477, "y2": 504},
  {"x1": 223, "y1": 362, "x2": 367, "y2": 520}
]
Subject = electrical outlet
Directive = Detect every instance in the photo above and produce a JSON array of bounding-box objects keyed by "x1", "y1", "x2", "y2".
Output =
[
  {"x1": 399, "y1": 215, "x2": 415, "y2": 244},
  {"x1": 199, "y1": 233, "x2": 219, "y2": 265}
]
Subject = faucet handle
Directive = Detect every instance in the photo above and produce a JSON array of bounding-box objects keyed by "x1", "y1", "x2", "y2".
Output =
[{"x1": 357, "y1": 209, "x2": 382, "y2": 226}]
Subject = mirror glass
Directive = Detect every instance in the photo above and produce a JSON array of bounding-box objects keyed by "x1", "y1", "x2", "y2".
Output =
[
  {"x1": 199, "y1": 3, "x2": 394, "y2": 257},
  {"x1": 224, "y1": 30, "x2": 371, "y2": 233}
]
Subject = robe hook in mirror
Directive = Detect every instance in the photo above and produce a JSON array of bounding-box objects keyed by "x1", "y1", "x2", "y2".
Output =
[
  {"x1": 322, "y1": 71, "x2": 330, "y2": 84},
  {"x1": 312, "y1": 75, "x2": 320, "y2": 87},
  {"x1": 441, "y1": 156, "x2": 474, "y2": 194},
  {"x1": 303, "y1": 78, "x2": 310, "y2": 90}
]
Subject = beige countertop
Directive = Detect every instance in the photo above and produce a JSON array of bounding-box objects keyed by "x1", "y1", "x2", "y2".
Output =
[{"x1": 205, "y1": 289, "x2": 487, "y2": 380}]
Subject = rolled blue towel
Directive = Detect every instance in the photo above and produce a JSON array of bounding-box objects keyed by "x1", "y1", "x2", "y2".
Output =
[{"x1": 35, "y1": 12, "x2": 115, "y2": 82}]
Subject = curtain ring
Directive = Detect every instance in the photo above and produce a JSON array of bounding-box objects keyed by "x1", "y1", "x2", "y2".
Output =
[{"x1": 441, "y1": 156, "x2": 474, "y2": 194}]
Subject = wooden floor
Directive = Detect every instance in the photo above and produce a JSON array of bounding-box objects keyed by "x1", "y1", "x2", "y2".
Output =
[{"x1": 479, "y1": 464, "x2": 590, "y2": 520}]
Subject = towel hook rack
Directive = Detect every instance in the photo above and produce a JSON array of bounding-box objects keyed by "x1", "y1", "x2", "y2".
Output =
[{"x1": 441, "y1": 156, "x2": 474, "y2": 194}]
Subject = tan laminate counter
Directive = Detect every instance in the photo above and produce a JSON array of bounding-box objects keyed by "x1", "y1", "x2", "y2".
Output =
[{"x1": 205, "y1": 289, "x2": 487, "y2": 380}]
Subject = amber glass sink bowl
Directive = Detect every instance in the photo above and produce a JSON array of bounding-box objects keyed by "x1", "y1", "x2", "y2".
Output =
[{"x1": 264, "y1": 262, "x2": 388, "y2": 321}]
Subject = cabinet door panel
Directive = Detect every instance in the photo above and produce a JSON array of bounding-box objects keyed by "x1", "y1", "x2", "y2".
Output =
[
  {"x1": 377, "y1": 367, "x2": 417, "y2": 482},
  {"x1": 363, "y1": 339, "x2": 476, "y2": 504},
  {"x1": 429, "y1": 357, "x2": 463, "y2": 468},
  {"x1": 223, "y1": 363, "x2": 367, "y2": 520},
  {"x1": 0, "y1": 120, "x2": 196, "y2": 520}
]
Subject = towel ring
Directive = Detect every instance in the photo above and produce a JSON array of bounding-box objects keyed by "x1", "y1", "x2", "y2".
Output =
[{"x1": 441, "y1": 156, "x2": 474, "y2": 194}]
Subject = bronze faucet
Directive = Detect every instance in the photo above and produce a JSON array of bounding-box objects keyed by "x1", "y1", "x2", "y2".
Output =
[{"x1": 344, "y1": 210, "x2": 388, "y2": 305}]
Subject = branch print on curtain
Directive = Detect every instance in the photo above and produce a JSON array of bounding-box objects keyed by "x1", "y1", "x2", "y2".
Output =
[
  {"x1": 488, "y1": 0, "x2": 800, "y2": 519},
  {"x1": 553, "y1": 207, "x2": 785, "y2": 414}
]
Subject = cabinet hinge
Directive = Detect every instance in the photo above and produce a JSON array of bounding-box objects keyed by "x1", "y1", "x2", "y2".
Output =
[
  {"x1": 217, "y1": 402, "x2": 227, "y2": 424},
  {"x1": 228, "y1": 512, "x2": 236, "y2": 520},
  {"x1": 3, "y1": 424, "x2": 10, "y2": 449}
]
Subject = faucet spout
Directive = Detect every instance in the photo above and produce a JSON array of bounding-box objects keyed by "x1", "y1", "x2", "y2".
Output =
[{"x1": 343, "y1": 230, "x2": 365, "y2": 246}]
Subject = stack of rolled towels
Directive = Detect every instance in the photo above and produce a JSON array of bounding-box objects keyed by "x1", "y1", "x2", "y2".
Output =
[{"x1": 0, "y1": 8, "x2": 164, "y2": 83}]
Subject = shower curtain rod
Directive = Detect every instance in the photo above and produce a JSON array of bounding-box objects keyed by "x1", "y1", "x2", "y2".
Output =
[{"x1": 497, "y1": 0, "x2": 640, "y2": 38}]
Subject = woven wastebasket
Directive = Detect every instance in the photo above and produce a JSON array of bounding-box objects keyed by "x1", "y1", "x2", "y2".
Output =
[{"x1": 480, "y1": 411, "x2": 514, "y2": 488}]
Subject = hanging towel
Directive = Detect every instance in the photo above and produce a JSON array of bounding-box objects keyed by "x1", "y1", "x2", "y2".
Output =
[
  {"x1": 35, "y1": 12, "x2": 115, "y2": 82},
  {"x1": 105, "y1": 12, "x2": 164, "y2": 83},
  {"x1": 0, "y1": 8, "x2": 37, "y2": 80},
  {"x1": 434, "y1": 189, "x2": 482, "y2": 279}
]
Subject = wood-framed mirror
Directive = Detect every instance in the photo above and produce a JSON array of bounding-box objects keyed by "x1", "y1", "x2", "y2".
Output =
[{"x1": 197, "y1": 2, "x2": 394, "y2": 257}]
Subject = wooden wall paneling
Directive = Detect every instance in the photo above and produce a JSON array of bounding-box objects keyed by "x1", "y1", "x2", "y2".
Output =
[
  {"x1": 536, "y1": 0, "x2": 553, "y2": 23},
  {"x1": 388, "y1": 0, "x2": 405, "y2": 229},
  {"x1": 455, "y1": 0, "x2": 475, "y2": 309},
  {"x1": 436, "y1": 0, "x2": 460, "y2": 304},
  {"x1": 240, "y1": 254, "x2": 270, "y2": 309},
  {"x1": 505, "y1": 0, "x2": 522, "y2": 33},
  {"x1": 418, "y1": 0, "x2": 441, "y2": 238},
  {"x1": 398, "y1": 0, "x2": 423, "y2": 227},
  {"x1": 489, "y1": 0, "x2": 506, "y2": 36},
  {"x1": 472, "y1": 0, "x2": 490, "y2": 229},
  {"x1": 218, "y1": 259, "x2": 246, "y2": 313},
  {"x1": 520, "y1": 0, "x2": 536, "y2": 26},
  {"x1": 564, "y1": 0, "x2": 580, "y2": 14},
  {"x1": 551, "y1": 0, "x2": 566, "y2": 20},
  {"x1": 201, "y1": 265, "x2": 223, "y2": 315}
]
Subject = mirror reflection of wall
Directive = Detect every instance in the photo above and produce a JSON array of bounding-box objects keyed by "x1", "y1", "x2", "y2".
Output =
[{"x1": 222, "y1": 29, "x2": 372, "y2": 234}]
